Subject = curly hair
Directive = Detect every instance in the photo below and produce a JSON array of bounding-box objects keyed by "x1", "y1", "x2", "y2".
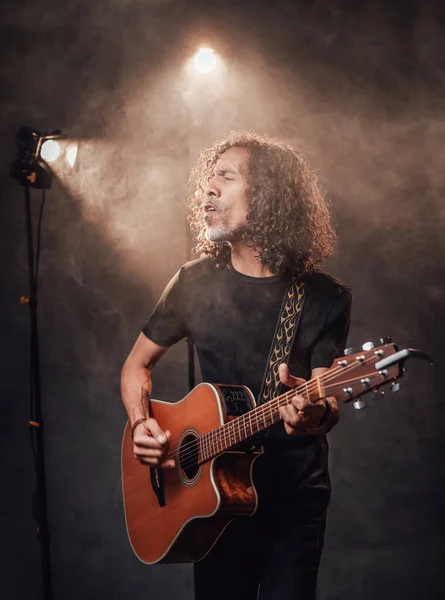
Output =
[{"x1": 186, "y1": 131, "x2": 337, "y2": 275}]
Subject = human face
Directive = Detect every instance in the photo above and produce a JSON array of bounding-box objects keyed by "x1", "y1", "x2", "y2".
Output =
[{"x1": 203, "y1": 146, "x2": 251, "y2": 243}]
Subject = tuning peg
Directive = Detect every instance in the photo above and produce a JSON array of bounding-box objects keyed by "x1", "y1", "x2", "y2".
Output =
[
  {"x1": 391, "y1": 382, "x2": 401, "y2": 393},
  {"x1": 380, "y1": 336, "x2": 392, "y2": 344},
  {"x1": 344, "y1": 347, "x2": 356, "y2": 356},
  {"x1": 372, "y1": 389, "x2": 385, "y2": 400},
  {"x1": 362, "y1": 342, "x2": 374, "y2": 351},
  {"x1": 353, "y1": 398, "x2": 366, "y2": 410}
]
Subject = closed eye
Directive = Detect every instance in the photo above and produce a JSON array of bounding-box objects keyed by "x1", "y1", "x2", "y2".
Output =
[{"x1": 216, "y1": 169, "x2": 235, "y2": 180}]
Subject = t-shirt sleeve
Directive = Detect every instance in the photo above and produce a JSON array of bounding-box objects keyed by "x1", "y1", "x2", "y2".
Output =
[
  {"x1": 310, "y1": 288, "x2": 352, "y2": 370},
  {"x1": 142, "y1": 268, "x2": 189, "y2": 347}
]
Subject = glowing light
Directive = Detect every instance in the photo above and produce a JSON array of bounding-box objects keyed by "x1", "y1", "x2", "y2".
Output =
[
  {"x1": 40, "y1": 139, "x2": 61, "y2": 162},
  {"x1": 193, "y1": 48, "x2": 217, "y2": 73},
  {"x1": 66, "y1": 143, "x2": 78, "y2": 168}
]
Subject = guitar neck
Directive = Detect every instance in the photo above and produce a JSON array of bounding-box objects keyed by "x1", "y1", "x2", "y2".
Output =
[
  {"x1": 198, "y1": 378, "x2": 325, "y2": 463},
  {"x1": 197, "y1": 342, "x2": 402, "y2": 463}
]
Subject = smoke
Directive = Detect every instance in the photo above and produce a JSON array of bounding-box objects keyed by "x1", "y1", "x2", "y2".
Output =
[
  {"x1": 1, "y1": 2, "x2": 445, "y2": 598},
  {"x1": 24, "y1": 0, "x2": 441, "y2": 384},
  {"x1": 1, "y1": 0, "x2": 443, "y2": 410}
]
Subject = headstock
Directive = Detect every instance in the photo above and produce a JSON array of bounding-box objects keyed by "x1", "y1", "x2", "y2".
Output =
[{"x1": 321, "y1": 341, "x2": 432, "y2": 408}]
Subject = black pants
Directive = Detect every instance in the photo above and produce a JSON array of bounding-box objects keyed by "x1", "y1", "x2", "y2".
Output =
[{"x1": 194, "y1": 453, "x2": 328, "y2": 600}]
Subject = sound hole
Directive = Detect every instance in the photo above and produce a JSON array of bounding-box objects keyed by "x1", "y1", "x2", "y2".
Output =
[{"x1": 179, "y1": 433, "x2": 199, "y2": 480}]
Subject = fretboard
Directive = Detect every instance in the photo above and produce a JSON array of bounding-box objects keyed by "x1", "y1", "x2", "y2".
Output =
[{"x1": 198, "y1": 377, "x2": 325, "y2": 463}]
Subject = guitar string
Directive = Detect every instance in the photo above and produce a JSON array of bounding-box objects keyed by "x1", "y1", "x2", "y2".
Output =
[
  {"x1": 164, "y1": 353, "x2": 381, "y2": 469},
  {"x1": 160, "y1": 352, "x2": 384, "y2": 470},
  {"x1": 174, "y1": 356, "x2": 381, "y2": 471},
  {"x1": 167, "y1": 353, "x2": 380, "y2": 470}
]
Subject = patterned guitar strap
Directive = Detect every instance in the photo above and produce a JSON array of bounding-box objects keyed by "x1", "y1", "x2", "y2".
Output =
[{"x1": 257, "y1": 274, "x2": 306, "y2": 425}]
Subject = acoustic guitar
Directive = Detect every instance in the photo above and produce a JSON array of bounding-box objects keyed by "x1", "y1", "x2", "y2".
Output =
[{"x1": 121, "y1": 340, "x2": 431, "y2": 564}]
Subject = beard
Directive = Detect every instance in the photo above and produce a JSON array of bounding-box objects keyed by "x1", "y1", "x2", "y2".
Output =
[
  {"x1": 204, "y1": 221, "x2": 246, "y2": 243},
  {"x1": 205, "y1": 224, "x2": 232, "y2": 242}
]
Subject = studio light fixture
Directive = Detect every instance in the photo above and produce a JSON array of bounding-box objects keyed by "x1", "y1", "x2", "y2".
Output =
[{"x1": 11, "y1": 125, "x2": 78, "y2": 189}]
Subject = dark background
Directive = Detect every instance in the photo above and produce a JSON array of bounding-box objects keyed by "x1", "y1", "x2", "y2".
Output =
[{"x1": 1, "y1": 0, "x2": 444, "y2": 598}]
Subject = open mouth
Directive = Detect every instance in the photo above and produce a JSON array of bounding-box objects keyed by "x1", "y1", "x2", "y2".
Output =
[{"x1": 204, "y1": 203, "x2": 217, "y2": 213}]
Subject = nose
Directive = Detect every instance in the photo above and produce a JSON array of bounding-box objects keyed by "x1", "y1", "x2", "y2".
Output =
[{"x1": 206, "y1": 175, "x2": 221, "y2": 199}]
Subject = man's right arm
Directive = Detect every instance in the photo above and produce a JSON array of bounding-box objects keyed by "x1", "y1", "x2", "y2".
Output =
[{"x1": 120, "y1": 333, "x2": 175, "y2": 468}]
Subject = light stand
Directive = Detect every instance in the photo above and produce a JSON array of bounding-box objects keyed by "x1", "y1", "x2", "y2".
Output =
[
  {"x1": 23, "y1": 182, "x2": 53, "y2": 600},
  {"x1": 11, "y1": 125, "x2": 76, "y2": 600}
]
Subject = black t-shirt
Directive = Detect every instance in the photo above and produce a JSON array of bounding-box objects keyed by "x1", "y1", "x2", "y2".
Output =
[{"x1": 142, "y1": 257, "x2": 351, "y2": 503}]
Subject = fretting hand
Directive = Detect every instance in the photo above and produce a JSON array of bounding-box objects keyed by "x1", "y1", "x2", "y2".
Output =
[{"x1": 278, "y1": 364, "x2": 329, "y2": 435}]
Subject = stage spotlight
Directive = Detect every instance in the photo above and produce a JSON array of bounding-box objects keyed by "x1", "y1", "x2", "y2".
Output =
[
  {"x1": 193, "y1": 48, "x2": 217, "y2": 73},
  {"x1": 11, "y1": 125, "x2": 78, "y2": 189},
  {"x1": 40, "y1": 139, "x2": 61, "y2": 162}
]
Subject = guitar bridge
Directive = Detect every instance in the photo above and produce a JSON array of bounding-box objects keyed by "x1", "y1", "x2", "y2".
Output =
[{"x1": 150, "y1": 467, "x2": 166, "y2": 507}]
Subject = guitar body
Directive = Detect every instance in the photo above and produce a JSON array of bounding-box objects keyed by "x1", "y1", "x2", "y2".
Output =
[{"x1": 121, "y1": 383, "x2": 261, "y2": 564}]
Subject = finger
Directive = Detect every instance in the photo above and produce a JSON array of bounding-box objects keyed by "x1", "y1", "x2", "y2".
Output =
[
  {"x1": 133, "y1": 433, "x2": 162, "y2": 449},
  {"x1": 279, "y1": 404, "x2": 300, "y2": 427},
  {"x1": 278, "y1": 364, "x2": 292, "y2": 387},
  {"x1": 279, "y1": 407, "x2": 309, "y2": 437},
  {"x1": 135, "y1": 428, "x2": 171, "y2": 448},
  {"x1": 160, "y1": 459, "x2": 175, "y2": 469},
  {"x1": 283, "y1": 421, "x2": 297, "y2": 436},
  {"x1": 290, "y1": 393, "x2": 311, "y2": 411},
  {"x1": 279, "y1": 405, "x2": 291, "y2": 425},
  {"x1": 278, "y1": 364, "x2": 306, "y2": 389},
  {"x1": 134, "y1": 448, "x2": 163, "y2": 458},
  {"x1": 136, "y1": 456, "x2": 163, "y2": 466},
  {"x1": 144, "y1": 418, "x2": 168, "y2": 444}
]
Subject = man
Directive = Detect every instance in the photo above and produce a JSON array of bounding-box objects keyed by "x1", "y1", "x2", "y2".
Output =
[{"x1": 121, "y1": 131, "x2": 351, "y2": 599}]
